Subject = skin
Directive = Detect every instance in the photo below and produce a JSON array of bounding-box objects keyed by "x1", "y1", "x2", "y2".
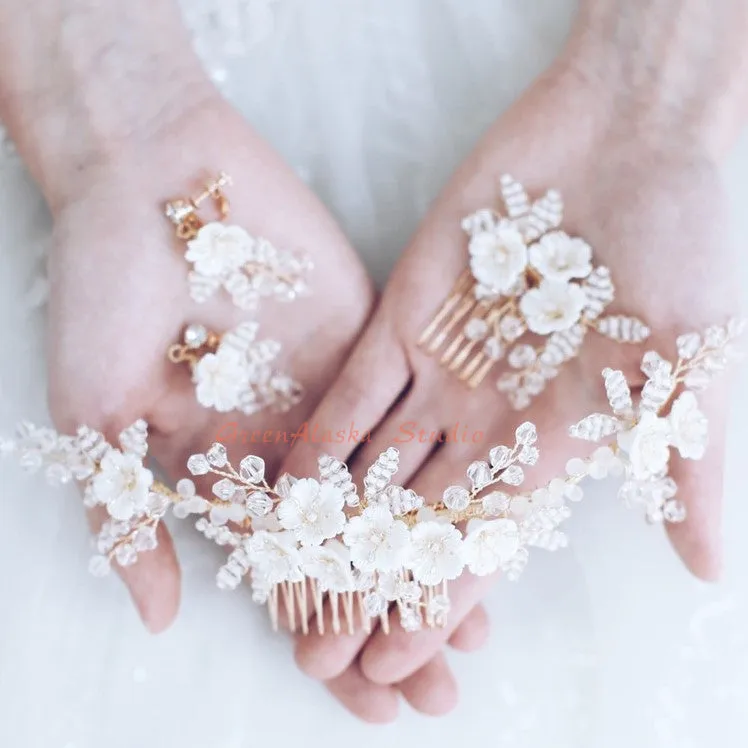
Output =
[{"x1": 1, "y1": 0, "x2": 747, "y2": 725}]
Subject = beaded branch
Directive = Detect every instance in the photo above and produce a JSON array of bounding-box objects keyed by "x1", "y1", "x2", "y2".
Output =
[
  {"x1": 419, "y1": 175, "x2": 651, "y2": 409},
  {"x1": 1, "y1": 322, "x2": 742, "y2": 634}
]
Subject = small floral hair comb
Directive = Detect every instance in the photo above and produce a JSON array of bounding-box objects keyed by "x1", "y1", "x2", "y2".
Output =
[
  {"x1": 167, "y1": 322, "x2": 303, "y2": 415},
  {"x1": 419, "y1": 175, "x2": 651, "y2": 409},
  {"x1": 1, "y1": 322, "x2": 741, "y2": 634},
  {"x1": 164, "y1": 172, "x2": 312, "y2": 311}
]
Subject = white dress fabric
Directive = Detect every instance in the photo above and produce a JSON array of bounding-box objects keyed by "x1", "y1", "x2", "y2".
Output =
[{"x1": 1, "y1": 1, "x2": 748, "y2": 746}]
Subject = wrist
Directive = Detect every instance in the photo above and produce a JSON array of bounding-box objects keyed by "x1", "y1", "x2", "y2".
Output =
[
  {"x1": 555, "y1": 0, "x2": 748, "y2": 161},
  {"x1": 0, "y1": 0, "x2": 217, "y2": 210}
]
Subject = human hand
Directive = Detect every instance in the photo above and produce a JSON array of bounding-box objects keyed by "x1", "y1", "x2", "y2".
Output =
[{"x1": 277, "y1": 56, "x2": 743, "y2": 717}]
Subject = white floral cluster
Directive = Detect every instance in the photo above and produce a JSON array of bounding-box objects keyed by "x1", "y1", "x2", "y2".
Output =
[
  {"x1": 184, "y1": 222, "x2": 311, "y2": 310},
  {"x1": 1, "y1": 419, "x2": 579, "y2": 634},
  {"x1": 1, "y1": 420, "x2": 164, "y2": 575},
  {"x1": 3, "y1": 323, "x2": 740, "y2": 633},
  {"x1": 185, "y1": 321, "x2": 303, "y2": 414},
  {"x1": 568, "y1": 319, "x2": 745, "y2": 523},
  {"x1": 460, "y1": 175, "x2": 650, "y2": 409}
]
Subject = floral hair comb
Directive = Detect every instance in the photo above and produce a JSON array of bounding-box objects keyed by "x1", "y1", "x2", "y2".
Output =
[
  {"x1": 419, "y1": 175, "x2": 651, "y2": 409},
  {"x1": 1, "y1": 322, "x2": 742, "y2": 634}
]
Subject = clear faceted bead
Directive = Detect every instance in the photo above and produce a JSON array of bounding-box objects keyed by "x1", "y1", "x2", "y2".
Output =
[
  {"x1": 114, "y1": 544, "x2": 137, "y2": 566},
  {"x1": 246, "y1": 491, "x2": 273, "y2": 517},
  {"x1": 499, "y1": 314, "x2": 525, "y2": 342},
  {"x1": 363, "y1": 592, "x2": 387, "y2": 618},
  {"x1": 489, "y1": 445, "x2": 512, "y2": 469},
  {"x1": 187, "y1": 453, "x2": 210, "y2": 476},
  {"x1": 508, "y1": 344, "x2": 537, "y2": 369},
  {"x1": 482, "y1": 490, "x2": 511, "y2": 516},
  {"x1": 212, "y1": 478, "x2": 237, "y2": 500},
  {"x1": 133, "y1": 526, "x2": 158, "y2": 552},
  {"x1": 206, "y1": 443, "x2": 228, "y2": 467},
  {"x1": 463, "y1": 318, "x2": 489, "y2": 341},
  {"x1": 663, "y1": 499, "x2": 687, "y2": 523},
  {"x1": 467, "y1": 461, "x2": 492, "y2": 490},
  {"x1": 442, "y1": 485, "x2": 471, "y2": 511},
  {"x1": 483, "y1": 337, "x2": 504, "y2": 361},
  {"x1": 515, "y1": 422, "x2": 537, "y2": 445},
  {"x1": 239, "y1": 455, "x2": 265, "y2": 483}
]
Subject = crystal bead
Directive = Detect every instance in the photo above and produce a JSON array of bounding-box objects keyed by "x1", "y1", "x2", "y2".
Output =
[
  {"x1": 565, "y1": 484, "x2": 584, "y2": 502},
  {"x1": 133, "y1": 526, "x2": 158, "y2": 551},
  {"x1": 704, "y1": 326, "x2": 728, "y2": 348},
  {"x1": 246, "y1": 491, "x2": 273, "y2": 517},
  {"x1": 164, "y1": 200, "x2": 193, "y2": 224},
  {"x1": 663, "y1": 499, "x2": 687, "y2": 523},
  {"x1": 676, "y1": 333, "x2": 701, "y2": 359},
  {"x1": 518, "y1": 445, "x2": 539, "y2": 465},
  {"x1": 515, "y1": 422, "x2": 537, "y2": 445},
  {"x1": 88, "y1": 555, "x2": 111, "y2": 577},
  {"x1": 467, "y1": 461, "x2": 492, "y2": 490},
  {"x1": 496, "y1": 373, "x2": 520, "y2": 392},
  {"x1": 524, "y1": 372, "x2": 546, "y2": 395},
  {"x1": 510, "y1": 495, "x2": 531, "y2": 517},
  {"x1": 442, "y1": 485, "x2": 470, "y2": 511},
  {"x1": 45, "y1": 462, "x2": 72, "y2": 486},
  {"x1": 114, "y1": 544, "x2": 137, "y2": 566},
  {"x1": 187, "y1": 454, "x2": 210, "y2": 476},
  {"x1": 363, "y1": 592, "x2": 387, "y2": 618},
  {"x1": 19, "y1": 451, "x2": 43, "y2": 472},
  {"x1": 183, "y1": 324, "x2": 208, "y2": 349},
  {"x1": 483, "y1": 337, "x2": 504, "y2": 361},
  {"x1": 489, "y1": 445, "x2": 512, "y2": 469},
  {"x1": 463, "y1": 318, "x2": 489, "y2": 341},
  {"x1": 212, "y1": 478, "x2": 237, "y2": 500},
  {"x1": 239, "y1": 455, "x2": 265, "y2": 483},
  {"x1": 482, "y1": 490, "x2": 511, "y2": 516},
  {"x1": 400, "y1": 606, "x2": 422, "y2": 632},
  {"x1": 206, "y1": 443, "x2": 228, "y2": 467},
  {"x1": 500, "y1": 465, "x2": 525, "y2": 486},
  {"x1": 499, "y1": 314, "x2": 525, "y2": 342},
  {"x1": 427, "y1": 595, "x2": 451, "y2": 626},
  {"x1": 274, "y1": 473, "x2": 295, "y2": 499},
  {"x1": 509, "y1": 390, "x2": 531, "y2": 409},
  {"x1": 508, "y1": 344, "x2": 537, "y2": 369}
]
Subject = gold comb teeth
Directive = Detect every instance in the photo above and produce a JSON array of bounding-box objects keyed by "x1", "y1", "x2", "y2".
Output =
[{"x1": 419, "y1": 175, "x2": 652, "y2": 409}]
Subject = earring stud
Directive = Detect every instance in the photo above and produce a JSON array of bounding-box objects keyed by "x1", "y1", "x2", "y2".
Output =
[
  {"x1": 164, "y1": 173, "x2": 312, "y2": 311},
  {"x1": 168, "y1": 322, "x2": 303, "y2": 415}
]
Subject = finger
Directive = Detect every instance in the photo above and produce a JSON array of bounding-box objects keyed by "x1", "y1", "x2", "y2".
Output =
[
  {"x1": 279, "y1": 316, "x2": 411, "y2": 477},
  {"x1": 88, "y1": 506, "x2": 180, "y2": 633},
  {"x1": 447, "y1": 604, "x2": 491, "y2": 652},
  {"x1": 347, "y1": 388, "x2": 442, "y2": 486},
  {"x1": 665, "y1": 385, "x2": 729, "y2": 581},
  {"x1": 398, "y1": 653, "x2": 459, "y2": 716},
  {"x1": 324, "y1": 660, "x2": 400, "y2": 724},
  {"x1": 361, "y1": 571, "x2": 498, "y2": 685},
  {"x1": 294, "y1": 601, "x2": 373, "y2": 679}
]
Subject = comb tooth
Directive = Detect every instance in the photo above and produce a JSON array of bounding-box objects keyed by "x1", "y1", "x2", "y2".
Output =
[
  {"x1": 296, "y1": 580, "x2": 309, "y2": 635},
  {"x1": 441, "y1": 300, "x2": 492, "y2": 367},
  {"x1": 419, "y1": 271, "x2": 473, "y2": 348},
  {"x1": 330, "y1": 592, "x2": 341, "y2": 635},
  {"x1": 343, "y1": 591, "x2": 355, "y2": 635},
  {"x1": 429, "y1": 296, "x2": 479, "y2": 354},
  {"x1": 459, "y1": 352, "x2": 485, "y2": 381},
  {"x1": 468, "y1": 358, "x2": 495, "y2": 389}
]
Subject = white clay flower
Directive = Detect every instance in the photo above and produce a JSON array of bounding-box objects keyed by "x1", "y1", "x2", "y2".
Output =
[
  {"x1": 528, "y1": 231, "x2": 592, "y2": 282},
  {"x1": 617, "y1": 411, "x2": 672, "y2": 480},
  {"x1": 342, "y1": 504, "x2": 410, "y2": 573},
  {"x1": 406, "y1": 521, "x2": 464, "y2": 586},
  {"x1": 92, "y1": 449, "x2": 153, "y2": 521},
  {"x1": 185, "y1": 223, "x2": 252, "y2": 278},
  {"x1": 668, "y1": 391, "x2": 708, "y2": 459},
  {"x1": 193, "y1": 347, "x2": 248, "y2": 413},
  {"x1": 519, "y1": 279, "x2": 587, "y2": 335},
  {"x1": 248, "y1": 531, "x2": 304, "y2": 584},
  {"x1": 468, "y1": 220, "x2": 528, "y2": 295},
  {"x1": 277, "y1": 478, "x2": 346, "y2": 546},
  {"x1": 462, "y1": 519, "x2": 520, "y2": 575},
  {"x1": 300, "y1": 542, "x2": 354, "y2": 592}
]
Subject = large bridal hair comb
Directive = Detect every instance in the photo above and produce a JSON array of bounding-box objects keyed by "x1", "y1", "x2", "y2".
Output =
[{"x1": 2, "y1": 321, "x2": 742, "y2": 635}]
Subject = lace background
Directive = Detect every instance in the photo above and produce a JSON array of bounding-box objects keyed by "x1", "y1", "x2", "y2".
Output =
[{"x1": 1, "y1": 1, "x2": 747, "y2": 746}]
